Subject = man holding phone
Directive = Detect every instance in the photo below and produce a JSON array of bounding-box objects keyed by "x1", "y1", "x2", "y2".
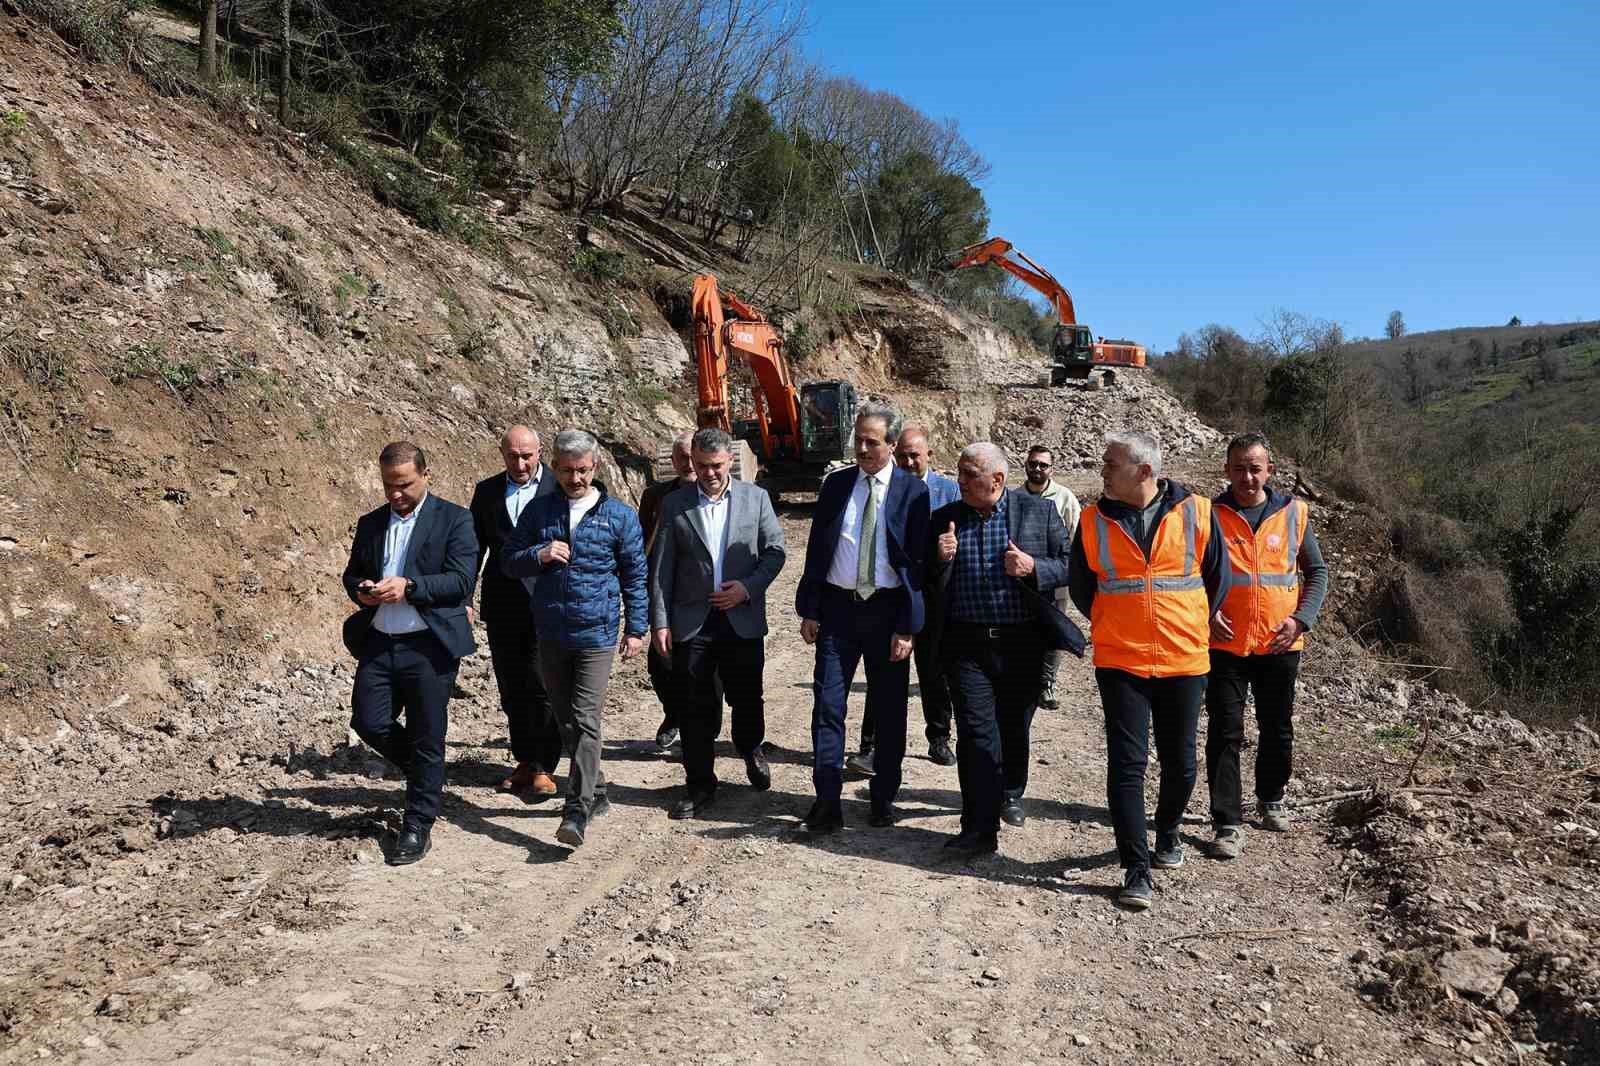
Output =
[{"x1": 341, "y1": 441, "x2": 478, "y2": 866}]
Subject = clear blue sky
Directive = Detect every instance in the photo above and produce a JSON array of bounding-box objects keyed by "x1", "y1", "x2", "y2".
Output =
[{"x1": 800, "y1": 1, "x2": 1599, "y2": 351}]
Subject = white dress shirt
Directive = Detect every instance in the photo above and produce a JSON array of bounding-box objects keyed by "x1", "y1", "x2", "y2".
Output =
[
  {"x1": 825, "y1": 465, "x2": 900, "y2": 591},
  {"x1": 374, "y1": 495, "x2": 429, "y2": 635},
  {"x1": 698, "y1": 485, "x2": 732, "y2": 589},
  {"x1": 503, "y1": 465, "x2": 543, "y2": 526}
]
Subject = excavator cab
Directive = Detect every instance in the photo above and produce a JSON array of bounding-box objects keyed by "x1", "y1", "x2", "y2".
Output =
[
  {"x1": 798, "y1": 380, "x2": 858, "y2": 464},
  {"x1": 1050, "y1": 324, "x2": 1098, "y2": 385}
]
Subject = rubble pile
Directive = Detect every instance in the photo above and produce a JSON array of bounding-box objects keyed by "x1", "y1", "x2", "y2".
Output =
[{"x1": 990, "y1": 372, "x2": 1225, "y2": 470}]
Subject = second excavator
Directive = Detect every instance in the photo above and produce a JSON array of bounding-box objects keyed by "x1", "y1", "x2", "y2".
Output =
[
  {"x1": 945, "y1": 237, "x2": 1145, "y2": 389},
  {"x1": 677, "y1": 273, "x2": 858, "y2": 499}
]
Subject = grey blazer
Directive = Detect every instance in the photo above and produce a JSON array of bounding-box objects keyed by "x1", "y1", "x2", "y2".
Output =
[{"x1": 648, "y1": 480, "x2": 786, "y2": 641}]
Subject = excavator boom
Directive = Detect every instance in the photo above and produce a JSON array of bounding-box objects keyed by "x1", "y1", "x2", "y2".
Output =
[
  {"x1": 945, "y1": 237, "x2": 1078, "y2": 326},
  {"x1": 690, "y1": 274, "x2": 804, "y2": 463}
]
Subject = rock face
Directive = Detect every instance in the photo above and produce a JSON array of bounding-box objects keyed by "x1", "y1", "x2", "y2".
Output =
[{"x1": 1437, "y1": 949, "x2": 1513, "y2": 998}]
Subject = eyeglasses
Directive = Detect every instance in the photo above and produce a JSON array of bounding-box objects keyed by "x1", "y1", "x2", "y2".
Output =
[{"x1": 1025, "y1": 461, "x2": 1052, "y2": 469}]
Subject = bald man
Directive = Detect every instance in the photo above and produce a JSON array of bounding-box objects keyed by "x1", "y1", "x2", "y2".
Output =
[{"x1": 471, "y1": 426, "x2": 563, "y2": 794}]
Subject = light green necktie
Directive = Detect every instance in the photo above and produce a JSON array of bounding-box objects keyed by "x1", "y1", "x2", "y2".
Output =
[{"x1": 856, "y1": 476, "x2": 879, "y2": 597}]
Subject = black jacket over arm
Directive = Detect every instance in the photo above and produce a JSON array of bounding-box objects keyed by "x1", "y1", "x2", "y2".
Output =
[
  {"x1": 920, "y1": 490, "x2": 1085, "y2": 667},
  {"x1": 341, "y1": 494, "x2": 478, "y2": 660}
]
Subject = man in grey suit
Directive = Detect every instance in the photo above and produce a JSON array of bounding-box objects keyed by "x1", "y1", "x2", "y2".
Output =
[{"x1": 648, "y1": 428, "x2": 787, "y2": 819}]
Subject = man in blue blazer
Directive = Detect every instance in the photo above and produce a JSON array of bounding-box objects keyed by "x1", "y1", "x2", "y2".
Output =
[
  {"x1": 795, "y1": 401, "x2": 931, "y2": 831},
  {"x1": 851, "y1": 425, "x2": 960, "y2": 770},
  {"x1": 342, "y1": 441, "x2": 478, "y2": 866}
]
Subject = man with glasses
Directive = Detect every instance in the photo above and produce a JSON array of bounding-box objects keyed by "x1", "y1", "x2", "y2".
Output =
[{"x1": 1021, "y1": 445, "x2": 1081, "y2": 711}]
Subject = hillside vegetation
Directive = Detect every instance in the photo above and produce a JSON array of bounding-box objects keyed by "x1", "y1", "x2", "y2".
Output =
[{"x1": 1156, "y1": 315, "x2": 1600, "y2": 722}]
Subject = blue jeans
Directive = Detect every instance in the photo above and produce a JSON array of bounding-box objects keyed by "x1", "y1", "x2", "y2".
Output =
[
  {"x1": 810, "y1": 586, "x2": 909, "y2": 811},
  {"x1": 1096, "y1": 668, "x2": 1206, "y2": 870}
]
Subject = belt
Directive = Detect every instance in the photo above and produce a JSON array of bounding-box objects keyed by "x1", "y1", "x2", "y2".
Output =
[
  {"x1": 825, "y1": 583, "x2": 891, "y2": 603},
  {"x1": 947, "y1": 621, "x2": 1035, "y2": 641}
]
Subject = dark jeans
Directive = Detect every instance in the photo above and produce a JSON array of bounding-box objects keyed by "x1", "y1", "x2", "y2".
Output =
[
  {"x1": 861, "y1": 632, "x2": 953, "y2": 749},
  {"x1": 673, "y1": 610, "x2": 765, "y2": 794},
  {"x1": 485, "y1": 618, "x2": 562, "y2": 773},
  {"x1": 1096, "y1": 668, "x2": 1207, "y2": 870},
  {"x1": 539, "y1": 643, "x2": 616, "y2": 817},
  {"x1": 1206, "y1": 649, "x2": 1301, "y2": 826},
  {"x1": 351, "y1": 630, "x2": 457, "y2": 832},
  {"x1": 810, "y1": 586, "x2": 910, "y2": 811},
  {"x1": 943, "y1": 624, "x2": 1045, "y2": 835}
]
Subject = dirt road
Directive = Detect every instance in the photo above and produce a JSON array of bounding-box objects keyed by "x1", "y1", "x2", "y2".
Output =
[{"x1": 6, "y1": 503, "x2": 1454, "y2": 1065}]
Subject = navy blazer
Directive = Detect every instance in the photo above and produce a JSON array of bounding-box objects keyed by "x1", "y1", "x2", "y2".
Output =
[
  {"x1": 469, "y1": 466, "x2": 559, "y2": 627},
  {"x1": 341, "y1": 493, "x2": 478, "y2": 661},
  {"x1": 921, "y1": 490, "x2": 1086, "y2": 666},
  {"x1": 795, "y1": 465, "x2": 930, "y2": 635}
]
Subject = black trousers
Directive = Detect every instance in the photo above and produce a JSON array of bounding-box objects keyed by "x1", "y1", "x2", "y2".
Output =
[
  {"x1": 647, "y1": 640, "x2": 689, "y2": 733},
  {"x1": 1096, "y1": 668, "x2": 1206, "y2": 870},
  {"x1": 1206, "y1": 649, "x2": 1301, "y2": 826},
  {"x1": 943, "y1": 624, "x2": 1045, "y2": 836},
  {"x1": 673, "y1": 610, "x2": 765, "y2": 794},
  {"x1": 351, "y1": 629, "x2": 457, "y2": 832},
  {"x1": 861, "y1": 632, "x2": 954, "y2": 749},
  {"x1": 485, "y1": 617, "x2": 562, "y2": 773}
]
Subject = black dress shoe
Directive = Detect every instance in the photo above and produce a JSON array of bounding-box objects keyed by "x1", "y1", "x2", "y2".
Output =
[
  {"x1": 868, "y1": 804, "x2": 899, "y2": 828},
  {"x1": 1001, "y1": 798, "x2": 1026, "y2": 827},
  {"x1": 555, "y1": 811, "x2": 587, "y2": 847},
  {"x1": 943, "y1": 830, "x2": 998, "y2": 857},
  {"x1": 388, "y1": 827, "x2": 431, "y2": 866},
  {"x1": 802, "y1": 800, "x2": 843, "y2": 833},
  {"x1": 928, "y1": 738, "x2": 956, "y2": 766},
  {"x1": 669, "y1": 789, "x2": 715, "y2": 820},
  {"x1": 744, "y1": 747, "x2": 772, "y2": 791}
]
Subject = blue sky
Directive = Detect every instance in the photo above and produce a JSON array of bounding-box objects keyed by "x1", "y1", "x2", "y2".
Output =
[{"x1": 800, "y1": 1, "x2": 1599, "y2": 351}]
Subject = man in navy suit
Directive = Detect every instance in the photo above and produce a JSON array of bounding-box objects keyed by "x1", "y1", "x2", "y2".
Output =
[
  {"x1": 342, "y1": 441, "x2": 478, "y2": 866},
  {"x1": 851, "y1": 424, "x2": 960, "y2": 770},
  {"x1": 921, "y1": 442, "x2": 1085, "y2": 857},
  {"x1": 795, "y1": 401, "x2": 931, "y2": 832},
  {"x1": 470, "y1": 425, "x2": 562, "y2": 797}
]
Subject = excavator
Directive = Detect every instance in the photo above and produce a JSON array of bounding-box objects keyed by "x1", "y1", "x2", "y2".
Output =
[
  {"x1": 665, "y1": 273, "x2": 858, "y2": 498},
  {"x1": 944, "y1": 237, "x2": 1146, "y2": 389}
]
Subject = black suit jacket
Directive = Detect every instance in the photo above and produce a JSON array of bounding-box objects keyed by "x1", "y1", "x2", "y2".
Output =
[
  {"x1": 921, "y1": 490, "x2": 1086, "y2": 666},
  {"x1": 469, "y1": 466, "x2": 559, "y2": 627},
  {"x1": 341, "y1": 493, "x2": 479, "y2": 660},
  {"x1": 794, "y1": 465, "x2": 930, "y2": 634}
]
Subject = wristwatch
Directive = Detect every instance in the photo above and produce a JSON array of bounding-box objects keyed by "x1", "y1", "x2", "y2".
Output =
[{"x1": 403, "y1": 578, "x2": 417, "y2": 602}]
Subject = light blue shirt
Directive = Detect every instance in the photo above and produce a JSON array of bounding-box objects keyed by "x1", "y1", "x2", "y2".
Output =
[
  {"x1": 374, "y1": 495, "x2": 429, "y2": 635},
  {"x1": 504, "y1": 466, "x2": 543, "y2": 526},
  {"x1": 697, "y1": 486, "x2": 731, "y2": 589}
]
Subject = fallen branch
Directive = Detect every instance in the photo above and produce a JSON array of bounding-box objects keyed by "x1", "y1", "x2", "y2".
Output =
[
  {"x1": 1164, "y1": 927, "x2": 1314, "y2": 944},
  {"x1": 1286, "y1": 787, "x2": 1465, "y2": 809}
]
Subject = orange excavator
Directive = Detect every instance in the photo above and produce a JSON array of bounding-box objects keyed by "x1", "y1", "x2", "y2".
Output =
[
  {"x1": 676, "y1": 273, "x2": 858, "y2": 497},
  {"x1": 944, "y1": 237, "x2": 1146, "y2": 388}
]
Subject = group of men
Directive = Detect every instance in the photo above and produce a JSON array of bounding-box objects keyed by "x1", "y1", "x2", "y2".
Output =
[{"x1": 340, "y1": 405, "x2": 1326, "y2": 911}]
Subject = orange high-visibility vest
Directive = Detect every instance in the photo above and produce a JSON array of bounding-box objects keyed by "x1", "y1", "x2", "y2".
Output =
[
  {"x1": 1080, "y1": 494, "x2": 1213, "y2": 677},
  {"x1": 1212, "y1": 498, "x2": 1307, "y2": 655}
]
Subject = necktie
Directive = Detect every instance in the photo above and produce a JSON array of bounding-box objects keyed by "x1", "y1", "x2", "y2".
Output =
[{"x1": 856, "y1": 476, "x2": 879, "y2": 598}]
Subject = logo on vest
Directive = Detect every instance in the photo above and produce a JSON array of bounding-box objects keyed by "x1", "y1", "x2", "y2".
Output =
[{"x1": 1266, "y1": 533, "x2": 1283, "y2": 550}]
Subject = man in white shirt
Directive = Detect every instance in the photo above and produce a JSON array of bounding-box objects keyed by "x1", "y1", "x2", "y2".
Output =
[
  {"x1": 794, "y1": 402, "x2": 931, "y2": 831},
  {"x1": 342, "y1": 442, "x2": 478, "y2": 865},
  {"x1": 470, "y1": 426, "x2": 562, "y2": 796},
  {"x1": 648, "y1": 428, "x2": 787, "y2": 818}
]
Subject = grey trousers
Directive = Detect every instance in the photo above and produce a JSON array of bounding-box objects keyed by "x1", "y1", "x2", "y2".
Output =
[{"x1": 538, "y1": 643, "x2": 616, "y2": 816}]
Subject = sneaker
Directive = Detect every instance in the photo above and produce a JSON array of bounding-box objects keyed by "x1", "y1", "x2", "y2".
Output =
[
  {"x1": 1152, "y1": 830, "x2": 1184, "y2": 869},
  {"x1": 1212, "y1": 825, "x2": 1243, "y2": 860},
  {"x1": 655, "y1": 726, "x2": 680, "y2": 753},
  {"x1": 845, "y1": 748, "x2": 875, "y2": 775},
  {"x1": 1038, "y1": 679, "x2": 1059, "y2": 710},
  {"x1": 1119, "y1": 867, "x2": 1153, "y2": 910},
  {"x1": 1260, "y1": 800, "x2": 1291, "y2": 832}
]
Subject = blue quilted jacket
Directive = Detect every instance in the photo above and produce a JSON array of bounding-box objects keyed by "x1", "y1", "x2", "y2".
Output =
[{"x1": 499, "y1": 486, "x2": 648, "y2": 650}]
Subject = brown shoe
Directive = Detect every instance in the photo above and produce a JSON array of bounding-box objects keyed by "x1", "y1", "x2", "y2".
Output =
[
  {"x1": 498, "y1": 762, "x2": 539, "y2": 793},
  {"x1": 528, "y1": 772, "x2": 558, "y2": 796}
]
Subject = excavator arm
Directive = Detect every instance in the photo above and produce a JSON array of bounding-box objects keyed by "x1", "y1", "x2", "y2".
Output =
[
  {"x1": 690, "y1": 274, "x2": 804, "y2": 463},
  {"x1": 944, "y1": 237, "x2": 1078, "y2": 326}
]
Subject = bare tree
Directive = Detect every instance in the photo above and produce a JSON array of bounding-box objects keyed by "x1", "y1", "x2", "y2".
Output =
[
  {"x1": 1386, "y1": 309, "x2": 1407, "y2": 340},
  {"x1": 277, "y1": 0, "x2": 289, "y2": 125},
  {"x1": 199, "y1": 0, "x2": 218, "y2": 81}
]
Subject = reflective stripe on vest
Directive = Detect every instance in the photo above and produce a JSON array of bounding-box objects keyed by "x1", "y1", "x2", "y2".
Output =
[
  {"x1": 1213, "y1": 498, "x2": 1305, "y2": 656},
  {"x1": 1083, "y1": 495, "x2": 1212, "y2": 677}
]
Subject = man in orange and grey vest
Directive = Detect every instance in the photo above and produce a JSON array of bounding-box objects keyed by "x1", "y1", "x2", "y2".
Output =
[
  {"x1": 1205, "y1": 431, "x2": 1329, "y2": 860},
  {"x1": 1068, "y1": 429, "x2": 1231, "y2": 911}
]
